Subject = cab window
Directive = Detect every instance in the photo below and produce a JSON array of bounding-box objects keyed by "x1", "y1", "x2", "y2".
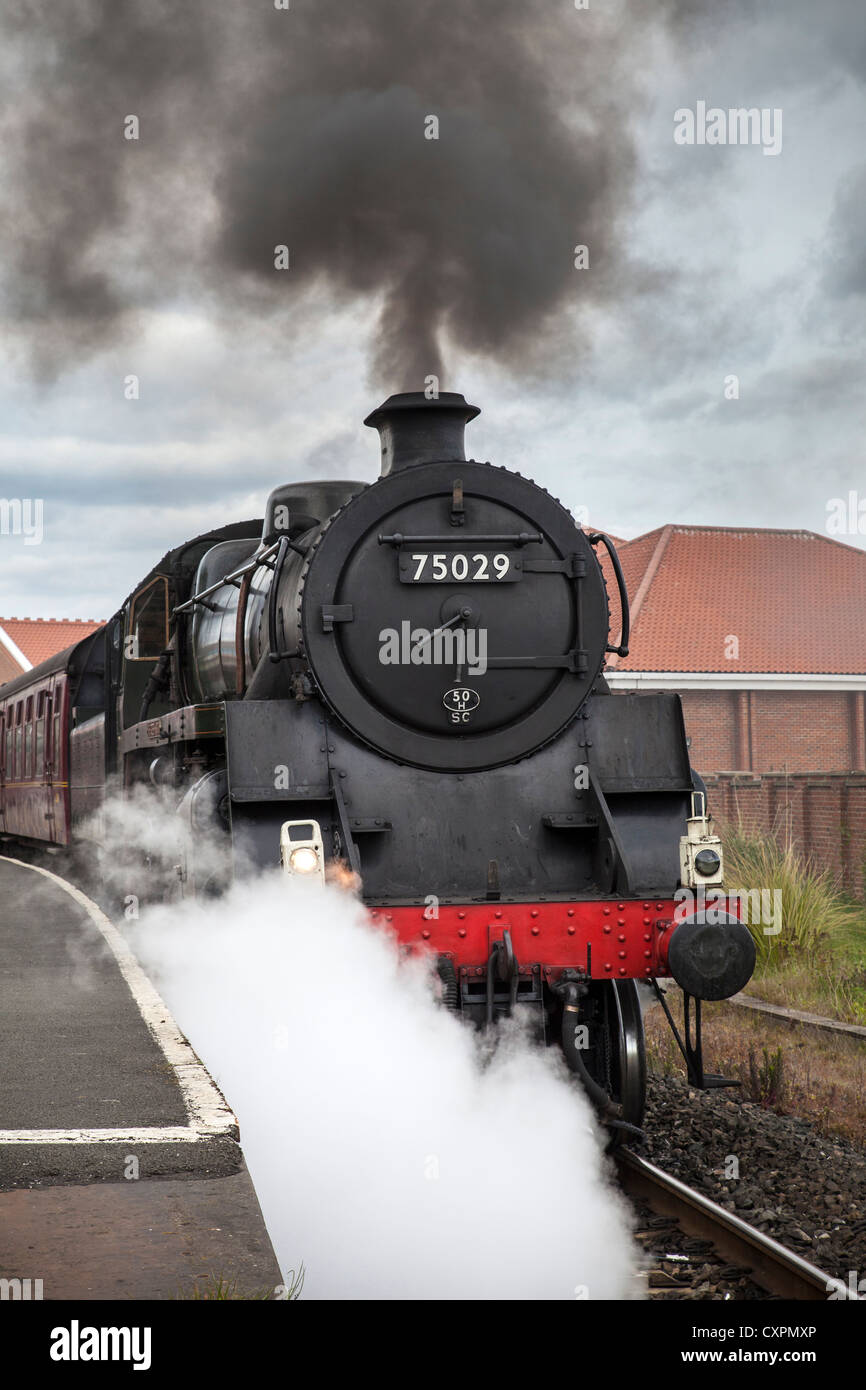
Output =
[{"x1": 126, "y1": 577, "x2": 170, "y2": 661}]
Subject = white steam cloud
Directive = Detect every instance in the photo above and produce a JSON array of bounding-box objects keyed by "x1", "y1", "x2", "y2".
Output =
[{"x1": 126, "y1": 868, "x2": 640, "y2": 1300}]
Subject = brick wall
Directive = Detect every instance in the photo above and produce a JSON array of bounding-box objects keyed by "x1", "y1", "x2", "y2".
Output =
[
  {"x1": 750, "y1": 692, "x2": 852, "y2": 771},
  {"x1": 678, "y1": 690, "x2": 738, "y2": 769},
  {"x1": 679, "y1": 689, "x2": 866, "y2": 774},
  {"x1": 703, "y1": 771, "x2": 866, "y2": 898}
]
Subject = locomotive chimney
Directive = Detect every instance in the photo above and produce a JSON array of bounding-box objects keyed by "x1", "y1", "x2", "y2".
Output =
[{"x1": 364, "y1": 391, "x2": 480, "y2": 477}]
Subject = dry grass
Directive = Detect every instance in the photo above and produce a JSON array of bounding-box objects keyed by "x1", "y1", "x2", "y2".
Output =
[
  {"x1": 176, "y1": 1265, "x2": 305, "y2": 1300},
  {"x1": 752, "y1": 958, "x2": 866, "y2": 1027},
  {"x1": 723, "y1": 823, "x2": 864, "y2": 970},
  {"x1": 721, "y1": 822, "x2": 866, "y2": 1025},
  {"x1": 645, "y1": 993, "x2": 866, "y2": 1148}
]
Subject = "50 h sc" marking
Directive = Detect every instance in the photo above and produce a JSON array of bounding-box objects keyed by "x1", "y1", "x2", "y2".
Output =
[{"x1": 443, "y1": 688, "x2": 481, "y2": 723}]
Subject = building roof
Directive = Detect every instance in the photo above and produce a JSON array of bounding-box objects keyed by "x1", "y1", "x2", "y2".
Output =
[
  {"x1": 0, "y1": 617, "x2": 104, "y2": 678},
  {"x1": 602, "y1": 526, "x2": 866, "y2": 675}
]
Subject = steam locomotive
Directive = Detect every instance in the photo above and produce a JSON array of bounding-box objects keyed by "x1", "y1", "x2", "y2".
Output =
[{"x1": 0, "y1": 392, "x2": 755, "y2": 1135}]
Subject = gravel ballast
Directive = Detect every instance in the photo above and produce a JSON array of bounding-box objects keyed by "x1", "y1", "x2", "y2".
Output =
[{"x1": 641, "y1": 1074, "x2": 866, "y2": 1289}]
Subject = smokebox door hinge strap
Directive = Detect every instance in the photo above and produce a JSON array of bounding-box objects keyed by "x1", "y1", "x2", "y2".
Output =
[
  {"x1": 484, "y1": 651, "x2": 588, "y2": 673},
  {"x1": 522, "y1": 555, "x2": 586, "y2": 577},
  {"x1": 321, "y1": 604, "x2": 354, "y2": 633}
]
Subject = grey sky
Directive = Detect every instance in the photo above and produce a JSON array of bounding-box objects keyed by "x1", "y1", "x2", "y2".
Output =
[{"x1": 0, "y1": 0, "x2": 863, "y2": 620}]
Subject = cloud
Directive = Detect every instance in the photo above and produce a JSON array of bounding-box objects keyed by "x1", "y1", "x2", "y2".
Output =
[
  {"x1": 0, "y1": 1, "x2": 669, "y2": 389},
  {"x1": 2, "y1": 0, "x2": 866, "y2": 626},
  {"x1": 822, "y1": 165, "x2": 866, "y2": 298}
]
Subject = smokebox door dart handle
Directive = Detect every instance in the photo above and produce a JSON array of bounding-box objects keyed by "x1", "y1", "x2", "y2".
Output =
[{"x1": 411, "y1": 612, "x2": 462, "y2": 651}]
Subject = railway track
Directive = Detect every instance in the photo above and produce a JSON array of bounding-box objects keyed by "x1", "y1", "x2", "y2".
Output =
[{"x1": 617, "y1": 1148, "x2": 857, "y2": 1301}]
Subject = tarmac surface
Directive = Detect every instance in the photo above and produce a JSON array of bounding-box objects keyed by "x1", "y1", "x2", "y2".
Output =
[
  {"x1": 0, "y1": 1170, "x2": 282, "y2": 1300},
  {"x1": 0, "y1": 855, "x2": 283, "y2": 1297}
]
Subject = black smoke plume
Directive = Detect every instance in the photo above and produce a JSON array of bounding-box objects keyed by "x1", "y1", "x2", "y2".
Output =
[{"x1": 1, "y1": 1, "x2": 670, "y2": 388}]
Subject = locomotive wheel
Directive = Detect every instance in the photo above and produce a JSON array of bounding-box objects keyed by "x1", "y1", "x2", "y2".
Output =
[
  {"x1": 567, "y1": 979, "x2": 646, "y2": 1145},
  {"x1": 605, "y1": 979, "x2": 647, "y2": 1139}
]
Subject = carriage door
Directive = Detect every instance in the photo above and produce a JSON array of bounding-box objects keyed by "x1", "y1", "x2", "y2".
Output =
[{"x1": 0, "y1": 709, "x2": 5, "y2": 833}]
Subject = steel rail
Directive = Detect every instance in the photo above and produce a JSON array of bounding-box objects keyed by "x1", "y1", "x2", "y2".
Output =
[{"x1": 616, "y1": 1147, "x2": 858, "y2": 1301}]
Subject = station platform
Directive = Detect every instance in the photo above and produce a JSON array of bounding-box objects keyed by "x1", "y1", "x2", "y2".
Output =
[{"x1": 0, "y1": 856, "x2": 282, "y2": 1298}]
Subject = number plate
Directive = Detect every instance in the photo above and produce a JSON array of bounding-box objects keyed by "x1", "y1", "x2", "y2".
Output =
[{"x1": 398, "y1": 551, "x2": 523, "y2": 583}]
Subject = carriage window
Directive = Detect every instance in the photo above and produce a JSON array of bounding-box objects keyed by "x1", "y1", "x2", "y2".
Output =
[
  {"x1": 14, "y1": 704, "x2": 23, "y2": 780},
  {"x1": 35, "y1": 714, "x2": 45, "y2": 771},
  {"x1": 6, "y1": 726, "x2": 13, "y2": 780},
  {"x1": 53, "y1": 711, "x2": 61, "y2": 770},
  {"x1": 127, "y1": 576, "x2": 170, "y2": 660},
  {"x1": 24, "y1": 698, "x2": 33, "y2": 776}
]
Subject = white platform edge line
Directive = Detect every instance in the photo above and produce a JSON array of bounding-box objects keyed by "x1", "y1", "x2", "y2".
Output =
[
  {"x1": 0, "y1": 856, "x2": 238, "y2": 1143},
  {"x1": 0, "y1": 1128, "x2": 201, "y2": 1144}
]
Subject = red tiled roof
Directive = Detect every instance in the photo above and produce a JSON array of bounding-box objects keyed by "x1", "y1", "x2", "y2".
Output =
[
  {"x1": 601, "y1": 527, "x2": 866, "y2": 674},
  {"x1": 0, "y1": 617, "x2": 104, "y2": 671}
]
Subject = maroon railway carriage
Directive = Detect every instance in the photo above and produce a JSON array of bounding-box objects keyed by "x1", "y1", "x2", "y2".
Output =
[{"x1": 0, "y1": 630, "x2": 105, "y2": 847}]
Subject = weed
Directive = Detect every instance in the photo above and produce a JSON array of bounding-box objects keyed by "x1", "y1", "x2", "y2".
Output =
[{"x1": 743, "y1": 1045, "x2": 785, "y2": 1108}]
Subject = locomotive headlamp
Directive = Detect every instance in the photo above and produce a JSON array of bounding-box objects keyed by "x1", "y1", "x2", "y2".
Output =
[
  {"x1": 694, "y1": 848, "x2": 722, "y2": 877},
  {"x1": 679, "y1": 791, "x2": 724, "y2": 889},
  {"x1": 280, "y1": 820, "x2": 325, "y2": 883},
  {"x1": 290, "y1": 846, "x2": 319, "y2": 874}
]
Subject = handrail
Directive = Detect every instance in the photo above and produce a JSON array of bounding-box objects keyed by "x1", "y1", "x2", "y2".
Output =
[
  {"x1": 589, "y1": 531, "x2": 630, "y2": 658},
  {"x1": 171, "y1": 541, "x2": 281, "y2": 616}
]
